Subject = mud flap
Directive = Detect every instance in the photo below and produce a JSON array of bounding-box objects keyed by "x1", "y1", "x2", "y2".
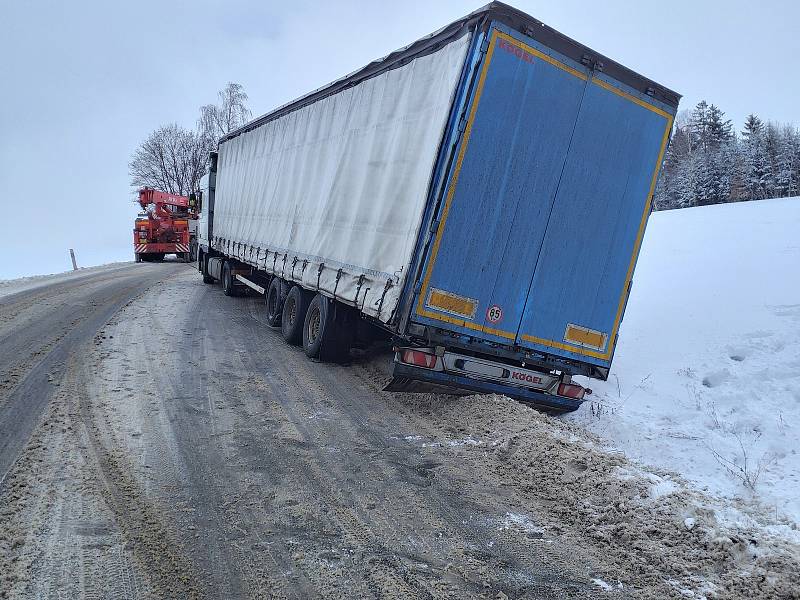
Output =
[
  {"x1": 383, "y1": 376, "x2": 472, "y2": 396},
  {"x1": 317, "y1": 301, "x2": 357, "y2": 364}
]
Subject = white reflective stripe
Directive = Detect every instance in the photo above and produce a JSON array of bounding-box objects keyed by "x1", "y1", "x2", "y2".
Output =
[{"x1": 235, "y1": 274, "x2": 265, "y2": 294}]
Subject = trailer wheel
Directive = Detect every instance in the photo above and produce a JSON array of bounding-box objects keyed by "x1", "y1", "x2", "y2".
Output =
[
  {"x1": 303, "y1": 295, "x2": 325, "y2": 358},
  {"x1": 265, "y1": 278, "x2": 285, "y2": 327},
  {"x1": 222, "y1": 261, "x2": 237, "y2": 296},
  {"x1": 303, "y1": 294, "x2": 353, "y2": 362},
  {"x1": 201, "y1": 254, "x2": 215, "y2": 284},
  {"x1": 281, "y1": 286, "x2": 310, "y2": 345}
]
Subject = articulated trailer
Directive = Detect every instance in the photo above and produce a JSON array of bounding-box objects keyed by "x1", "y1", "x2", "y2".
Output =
[{"x1": 196, "y1": 2, "x2": 679, "y2": 412}]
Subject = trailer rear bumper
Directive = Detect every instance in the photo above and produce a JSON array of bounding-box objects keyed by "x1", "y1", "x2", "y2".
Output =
[{"x1": 386, "y1": 361, "x2": 583, "y2": 413}]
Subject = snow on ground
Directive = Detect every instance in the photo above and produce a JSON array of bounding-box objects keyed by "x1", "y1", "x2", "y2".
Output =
[
  {"x1": 0, "y1": 262, "x2": 134, "y2": 299},
  {"x1": 572, "y1": 197, "x2": 800, "y2": 530}
]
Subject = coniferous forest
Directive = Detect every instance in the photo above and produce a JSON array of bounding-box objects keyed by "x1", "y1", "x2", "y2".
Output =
[{"x1": 655, "y1": 101, "x2": 800, "y2": 210}]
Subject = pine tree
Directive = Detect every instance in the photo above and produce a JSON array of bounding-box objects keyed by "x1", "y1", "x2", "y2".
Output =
[
  {"x1": 787, "y1": 126, "x2": 800, "y2": 197},
  {"x1": 689, "y1": 101, "x2": 710, "y2": 151},
  {"x1": 655, "y1": 123, "x2": 691, "y2": 209},
  {"x1": 683, "y1": 101, "x2": 735, "y2": 205},
  {"x1": 739, "y1": 114, "x2": 771, "y2": 201},
  {"x1": 742, "y1": 114, "x2": 763, "y2": 140},
  {"x1": 707, "y1": 105, "x2": 733, "y2": 148},
  {"x1": 774, "y1": 125, "x2": 800, "y2": 198}
]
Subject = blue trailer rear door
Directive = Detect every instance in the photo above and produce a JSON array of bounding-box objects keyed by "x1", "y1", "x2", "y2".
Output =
[
  {"x1": 413, "y1": 23, "x2": 673, "y2": 369},
  {"x1": 413, "y1": 26, "x2": 589, "y2": 344},
  {"x1": 515, "y1": 75, "x2": 673, "y2": 365}
]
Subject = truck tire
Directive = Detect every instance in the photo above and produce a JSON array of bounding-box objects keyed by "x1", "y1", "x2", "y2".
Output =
[
  {"x1": 265, "y1": 278, "x2": 284, "y2": 327},
  {"x1": 201, "y1": 254, "x2": 215, "y2": 284},
  {"x1": 281, "y1": 286, "x2": 310, "y2": 345},
  {"x1": 135, "y1": 253, "x2": 141, "y2": 263},
  {"x1": 222, "y1": 261, "x2": 237, "y2": 296},
  {"x1": 303, "y1": 294, "x2": 353, "y2": 362},
  {"x1": 303, "y1": 294, "x2": 326, "y2": 358}
]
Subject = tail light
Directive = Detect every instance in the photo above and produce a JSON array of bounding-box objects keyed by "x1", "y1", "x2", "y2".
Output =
[
  {"x1": 400, "y1": 349, "x2": 438, "y2": 369},
  {"x1": 557, "y1": 382, "x2": 586, "y2": 399}
]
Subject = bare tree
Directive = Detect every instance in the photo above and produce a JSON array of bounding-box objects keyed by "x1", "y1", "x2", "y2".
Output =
[
  {"x1": 199, "y1": 82, "x2": 252, "y2": 146},
  {"x1": 130, "y1": 83, "x2": 251, "y2": 194},
  {"x1": 129, "y1": 124, "x2": 206, "y2": 196}
]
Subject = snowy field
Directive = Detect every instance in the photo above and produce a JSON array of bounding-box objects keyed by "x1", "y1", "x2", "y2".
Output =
[{"x1": 572, "y1": 197, "x2": 800, "y2": 531}]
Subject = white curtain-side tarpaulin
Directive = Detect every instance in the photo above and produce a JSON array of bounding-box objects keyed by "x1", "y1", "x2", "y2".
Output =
[{"x1": 213, "y1": 32, "x2": 471, "y2": 323}]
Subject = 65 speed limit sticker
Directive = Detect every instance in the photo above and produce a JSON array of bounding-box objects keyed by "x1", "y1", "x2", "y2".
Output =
[{"x1": 486, "y1": 304, "x2": 503, "y2": 324}]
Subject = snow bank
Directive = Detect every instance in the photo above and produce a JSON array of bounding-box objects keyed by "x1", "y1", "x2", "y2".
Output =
[
  {"x1": 0, "y1": 262, "x2": 134, "y2": 299},
  {"x1": 386, "y1": 389, "x2": 800, "y2": 597},
  {"x1": 572, "y1": 197, "x2": 800, "y2": 527}
]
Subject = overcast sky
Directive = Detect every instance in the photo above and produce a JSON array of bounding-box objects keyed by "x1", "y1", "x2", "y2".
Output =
[{"x1": 0, "y1": 0, "x2": 796, "y2": 279}]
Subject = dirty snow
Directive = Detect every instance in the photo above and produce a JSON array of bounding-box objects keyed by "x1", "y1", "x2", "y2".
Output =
[
  {"x1": 591, "y1": 577, "x2": 615, "y2": 591},
  {"x1": 387, "y1": 390, "x2": 800, "y2": 598},
  {"x1": 571, "y1": 197, "x2": 800, "y2": 529}
]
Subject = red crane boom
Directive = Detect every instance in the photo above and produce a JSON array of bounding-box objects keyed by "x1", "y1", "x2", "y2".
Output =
[{"x1": 133, "y1": 188, "x2": 198, "y2": 262}]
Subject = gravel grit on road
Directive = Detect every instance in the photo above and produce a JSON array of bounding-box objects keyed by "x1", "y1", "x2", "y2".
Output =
[{"x1": 1, "y1": 265, "x2": 798, "y2": 599}]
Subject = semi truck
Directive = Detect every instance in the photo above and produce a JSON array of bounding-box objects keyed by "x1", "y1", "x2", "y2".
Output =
[
  {"x1": 134, "y1": 188, "x2": 198, "y2": 262},
  {"x1": 195, "y1": 2, "x2": 680, "y2": 412}
]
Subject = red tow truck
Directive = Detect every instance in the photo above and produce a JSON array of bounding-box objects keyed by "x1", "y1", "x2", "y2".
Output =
[{"x1": 133, "y1": 188, "x2": 198, "y2": 262}]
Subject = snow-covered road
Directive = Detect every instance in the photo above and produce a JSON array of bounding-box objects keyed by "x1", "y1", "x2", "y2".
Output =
[
  {"x1": 0, "y1": 264, "x2": 608, "y2": 598},
  {"x1": 0, "y1": 259, "x2": 798, "y2": 598}
]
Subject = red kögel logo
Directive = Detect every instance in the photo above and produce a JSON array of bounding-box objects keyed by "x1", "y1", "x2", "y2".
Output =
[
  {"x1": 486, "y1": 304, "x2": 503, "y2": 324},
  {"x1": 511, "y1": 371, "x2": 542, "y2": 384},
  {"x1": 498, "y1": 38, "x2": 535, "y2": 64}
]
